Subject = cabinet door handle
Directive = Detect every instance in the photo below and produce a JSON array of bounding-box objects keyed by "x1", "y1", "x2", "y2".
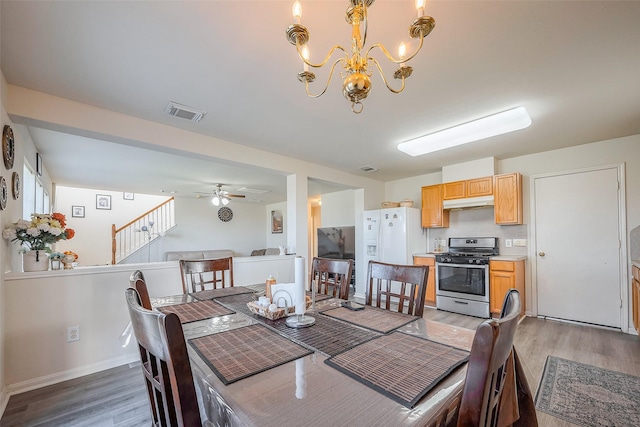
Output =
[{"x1": 538, "y1": 251, "x2": 545, "y2": 257}]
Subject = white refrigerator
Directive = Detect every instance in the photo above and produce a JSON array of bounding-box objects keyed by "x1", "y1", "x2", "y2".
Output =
[{"x1": 363, "y1": 207, "x2": 425, "y2": 267}]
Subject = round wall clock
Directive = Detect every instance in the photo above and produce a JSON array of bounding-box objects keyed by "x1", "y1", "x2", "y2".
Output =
[
  {"x1": 12, "y1": 171, "x2": 20, "y2": 200},
  {"x1": 2, "y1": 125, "x2": 15, "y2": 170},
  {"x1": 218, "y1": 206, "x2": 233, "y2": 222},
  {"x1": 0, "y1": 177, "x2": 8, "y2": 210}
]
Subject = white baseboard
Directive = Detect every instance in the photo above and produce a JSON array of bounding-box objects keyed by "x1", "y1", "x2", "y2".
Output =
[
  {"x1": 0, "y1": 391, "x2": 9, "y2": 421},
  {"x1": 3, "y1": 354, "x2": 140, "y2": 398}
]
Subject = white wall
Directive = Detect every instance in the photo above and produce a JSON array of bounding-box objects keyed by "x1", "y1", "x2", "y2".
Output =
[
  {"x1": 53, "y1": 186, "x2": 171, "y2": 266},
  {"x1": 156, "y1": 197, "x2": 267, "y2": 258},
  {"x1": 320, "y1": 190, "x2": 356, "y2": 227}
]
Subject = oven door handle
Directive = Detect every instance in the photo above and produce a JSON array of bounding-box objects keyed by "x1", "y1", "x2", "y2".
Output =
[{"x1": 436, "y1": 262, "x2": 489, "y2": 269}]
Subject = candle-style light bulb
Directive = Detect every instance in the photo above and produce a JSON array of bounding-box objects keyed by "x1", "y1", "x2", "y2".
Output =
[
  {"x1": 301, "y1": 45, "x2": 310, "y2": 72},
  {"x1": 292, "y1": 1, "x2": 302, "y2": 24},
  {"x1": 415, "y1": 0, "x2": 425, "y2": 18},
  {"x1": 398, "y1": 42, "x2": 407, "y2": 66}
]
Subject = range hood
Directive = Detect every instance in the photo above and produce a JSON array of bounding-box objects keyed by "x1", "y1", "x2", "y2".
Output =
[{"x1": 443, "y1": 195, "x2": 495, "y2": 210}]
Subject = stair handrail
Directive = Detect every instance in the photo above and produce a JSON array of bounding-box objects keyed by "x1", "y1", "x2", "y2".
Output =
[{"x1": 112, "y1": 197, "x2": 175, "y2": 264}]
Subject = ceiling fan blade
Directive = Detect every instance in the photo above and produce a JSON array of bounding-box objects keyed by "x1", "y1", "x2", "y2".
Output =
[{"x1": 227, "y1": 194, "x2": 246, "y2": 198}]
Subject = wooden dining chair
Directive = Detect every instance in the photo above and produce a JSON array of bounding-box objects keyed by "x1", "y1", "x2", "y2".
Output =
[
  {"x1": 455, "y1": 289, "x2": 525, "y2": 427},
  {"x1": 179, "y1": 257, "x2": 234, "y2": 294},
  {"x1": 365, "y1": 260, "x2": 428, "y2": 316},
  {"x1": 129, "y1": 270, "x2": 152, "y2": 309},
  {"x1": 125, "y1": 288, "x2": 202, "y2": 427},
  {"x1": 310, "y1": 257, "x2": 354, "y2": 300}
]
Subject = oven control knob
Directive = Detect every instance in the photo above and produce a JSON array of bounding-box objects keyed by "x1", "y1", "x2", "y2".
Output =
[{"x1": 468, "y1": 259, "x2": 474, "y2": 264}]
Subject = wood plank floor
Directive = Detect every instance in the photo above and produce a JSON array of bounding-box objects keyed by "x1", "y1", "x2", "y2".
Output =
[{"x1": 2, "y1": 309, "x2": 639, "y2": 426}]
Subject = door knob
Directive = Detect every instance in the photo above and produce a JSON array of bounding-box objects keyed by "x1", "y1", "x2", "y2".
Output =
[{"x1": 538, "y1": 251, "x2": 545, "y2": 257}]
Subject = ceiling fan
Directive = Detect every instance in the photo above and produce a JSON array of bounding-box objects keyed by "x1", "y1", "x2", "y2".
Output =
[{"x1": 197, "y1": 184, "x2": 245, "y2": 206}]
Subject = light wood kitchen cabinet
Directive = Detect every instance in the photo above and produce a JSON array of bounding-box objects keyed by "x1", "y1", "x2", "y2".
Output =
[
  {"x1": 442, "y1": 176, "x2": 493, "y2": 200},
  {"x1": 489, "y1": 259, "x2": 525, "y2": 317},
  {"x1": 413, "y1": 255, "x2": 436, "y2": 306},
  {"x1": 421, "y1": 185, "x2": 449, "y2": 228},
  {"x1": 633, "y1": 265, "x2": 640, "y2": 333},
  {"x1": 467, "y1": 176, "x2": 493, "y2": 197},
  {"x1": 494, "y1": 172, "x2": 523, "y2": 225},
  {"x1": 443, "y1": 181, "x2": 466, "y2": 200}
]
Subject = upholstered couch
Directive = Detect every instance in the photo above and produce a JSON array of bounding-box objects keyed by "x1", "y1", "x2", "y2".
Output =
[{"x1": 164, "y1": 249, "x2": 234, "y2": 261}]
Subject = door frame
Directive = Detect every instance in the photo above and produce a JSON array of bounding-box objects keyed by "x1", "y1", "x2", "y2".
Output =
[{"x1": 529, "y1": 163, "x2": 628, "y2": 332}]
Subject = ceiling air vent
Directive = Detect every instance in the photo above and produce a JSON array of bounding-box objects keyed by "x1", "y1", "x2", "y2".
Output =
[
  {"x1": 164, "y1": 102, "x2": 206, "y2": 122},
  {"x1": 359, "y1": 165, "x2": 378, "y2": 173},
  {"x1": 236, "y1": 186, "x2": 270, "y2": 194}
]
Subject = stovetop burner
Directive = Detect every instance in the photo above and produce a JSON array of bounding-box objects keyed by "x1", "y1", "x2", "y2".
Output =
[{"x1": 435, "y1": 237, "x2": 498, "y2": 265}]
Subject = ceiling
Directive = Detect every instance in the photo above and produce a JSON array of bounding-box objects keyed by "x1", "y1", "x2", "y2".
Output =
[{"x1": 2, "y1": 1, "x2": 639, "y2": 203}]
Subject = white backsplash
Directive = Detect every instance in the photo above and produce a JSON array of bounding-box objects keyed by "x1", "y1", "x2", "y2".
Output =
[{"x1": 428, "y1": 208, "x2": 528, "y2": 256}]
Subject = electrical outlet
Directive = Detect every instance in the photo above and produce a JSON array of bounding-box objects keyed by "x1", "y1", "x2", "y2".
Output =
[
  {"x1": 513, "y1": 239, "x2": 527, "y2": 247},
  {"x1": 505, "y1": 239, "x2": 513, "y2": 248},
  {"x1": 67, "y1": 326, "x2": 80, "y2": 342}
]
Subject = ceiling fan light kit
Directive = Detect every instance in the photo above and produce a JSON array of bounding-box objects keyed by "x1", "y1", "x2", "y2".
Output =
[
  {"x1": 286, "y1": 0, "x2": 434, "y2": 114},
  {"x1": 208, "y1": 184, "x2": 245, "y2": 206}
]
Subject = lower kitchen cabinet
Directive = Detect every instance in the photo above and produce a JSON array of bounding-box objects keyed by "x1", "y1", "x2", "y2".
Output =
[
  {"x1": 633, "y1": 265, "x2": 639, "y2": 333},
  {"x1": 489, "y1": 259, "x2": 525, "y2": 317},
  {"x1": 413, "y1": 255, "x2": 436, "y2": 306}
]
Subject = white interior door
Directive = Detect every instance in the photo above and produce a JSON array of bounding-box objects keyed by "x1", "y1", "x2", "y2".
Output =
[{"x1": 534, "y1": 167, "x2": 622, "y2": 328}]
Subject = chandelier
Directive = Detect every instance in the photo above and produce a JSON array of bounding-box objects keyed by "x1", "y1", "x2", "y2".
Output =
[{"x1": 286, "y1": 0, "x2": 435, "y2": 114}]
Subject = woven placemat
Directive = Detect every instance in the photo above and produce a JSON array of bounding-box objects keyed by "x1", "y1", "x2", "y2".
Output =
[
  {"x1": 189, "y1": 324, "x2": 312, "y2": 385},
  {"x1": 190, "y1": 286, "x2": 255, "y2": 301},
  {"x1": 306, "y1": 291, "x2": 333, "y2": 302},
  {"x1": 216, "y1": 293, "x2": 381, "y2": 356},
  {"x1": 325, "y1": 332, "x2": 469, "y2": 408},
  {"x1": 158, "y1": 300, "x2": 235, "y2": 324},
  {"x1": 320, "y1": 306, "x2": 418, "y2": 334}
]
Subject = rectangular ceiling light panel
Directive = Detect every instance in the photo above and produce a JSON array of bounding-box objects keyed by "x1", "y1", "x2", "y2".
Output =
[{"x1": 397, "y1": 107, "x2": 532, "y2": 156}]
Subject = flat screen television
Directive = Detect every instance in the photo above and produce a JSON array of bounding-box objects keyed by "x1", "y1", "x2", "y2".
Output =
[{"x1": 317, "y1": 226, "x2": 355, "y2": 260}]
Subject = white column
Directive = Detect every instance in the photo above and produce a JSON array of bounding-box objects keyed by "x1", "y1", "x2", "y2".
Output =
[{"x1": 286, "y1": 174, "x2": 309, "y2": 262}]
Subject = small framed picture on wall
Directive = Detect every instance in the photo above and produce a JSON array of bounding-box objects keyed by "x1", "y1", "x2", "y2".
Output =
[
  {"x1": 271, "y1": 210, "x2": 283, "y2": 234},
  {"x1": 96, "y1": 194, "x2": 111, "y2": 210},
  {"x1": 72, "y1": 205, "x2": 85, "y2": 218},
  {"x1": 123, "y1": 192, "x2": 134, "y2": 200}
]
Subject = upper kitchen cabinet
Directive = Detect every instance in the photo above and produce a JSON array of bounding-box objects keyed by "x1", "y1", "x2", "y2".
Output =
[
  {"x1": 421, "y1": 184, "x2": 449, "y2": 228},
  {"x1": 443, "y1": 181, "x2": 466, "y2": 200},
  {"x1": 494, "y1": 172, "x2": 523, "y2": 225},
  {"x1": 443, "y1": 176, "x2": 493, "y2": 200}
]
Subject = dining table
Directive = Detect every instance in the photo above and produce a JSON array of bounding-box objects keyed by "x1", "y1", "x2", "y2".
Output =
[{"x1": 151, "y1": 284, "x2": 476, "y2": 427}]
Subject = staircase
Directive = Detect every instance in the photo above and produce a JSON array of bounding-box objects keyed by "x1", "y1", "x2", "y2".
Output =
[{"x1": 111, "y1": 197, "x2": 176, "y2": 264}]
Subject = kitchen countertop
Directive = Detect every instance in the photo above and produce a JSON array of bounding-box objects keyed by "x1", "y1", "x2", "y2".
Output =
[
  {"x1": 413, "y1": 253, "x2": 528, "y2": 261},
  {"x1": 491, "y1": 255, "x2": 528, "y2": 261}
]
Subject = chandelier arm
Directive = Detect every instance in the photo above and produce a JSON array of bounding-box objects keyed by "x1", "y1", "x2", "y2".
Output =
[
  {"x1": 370, "y1": 58, "x2": 407, "y2": 94},
  {"x1": 366, "y1": 34, "x2": 425, "y2": 65},
  {"x1": 303, "y1": 59, "x2": 345, "y2": 98},
  {"x1": 297, "y1": 43, "x2": 347, "y2": 69}
]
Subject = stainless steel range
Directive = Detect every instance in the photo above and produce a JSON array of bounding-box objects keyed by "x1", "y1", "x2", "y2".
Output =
[{"x1": 435, "y1": 237, "x2": 498, "y2": 318}]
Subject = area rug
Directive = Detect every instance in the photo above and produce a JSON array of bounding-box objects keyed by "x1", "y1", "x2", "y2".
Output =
[{"x1": 535, "y1": 356, "x2": 640, "y2": 427}]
